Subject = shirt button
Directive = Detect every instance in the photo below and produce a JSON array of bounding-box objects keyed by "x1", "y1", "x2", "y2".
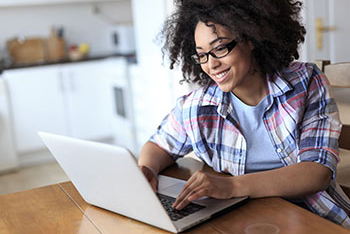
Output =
[{"x1": 276, "y1": 148, "x2": 282, "y2": 153}]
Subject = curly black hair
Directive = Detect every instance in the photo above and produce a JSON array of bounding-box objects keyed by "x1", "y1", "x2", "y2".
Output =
[{"x1": 160, "y1": 0, "x2": 306, "y2": 86}]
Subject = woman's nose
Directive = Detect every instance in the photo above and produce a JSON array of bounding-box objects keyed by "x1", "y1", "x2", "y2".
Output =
[{"x1": 207, "y1": 55, "x2": 221, "y2": 70}]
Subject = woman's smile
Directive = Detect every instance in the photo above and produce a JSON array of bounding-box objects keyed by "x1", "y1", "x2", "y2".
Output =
[{"x1": 212, "y1": 68, "x2": 231, "y2": 83}]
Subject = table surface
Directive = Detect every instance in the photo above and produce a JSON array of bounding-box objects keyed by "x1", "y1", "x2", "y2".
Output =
[{"x1": 0, "y1": 157, "x2": 349, "y2": 234}]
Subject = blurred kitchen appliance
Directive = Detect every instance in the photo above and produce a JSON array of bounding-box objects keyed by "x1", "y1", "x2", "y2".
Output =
[
  {"x1": 7, "y1": 37, "x2": 46, "y2": 64},
  {"x1": 108, "y1": 58, "x2": 137, "y2": 155},
  {"x1": 109, "y1": 26, "x2": 135, "y2": 54},
  {"x1": 0, "y1": 79, "x2": 17, "y2": 172}
]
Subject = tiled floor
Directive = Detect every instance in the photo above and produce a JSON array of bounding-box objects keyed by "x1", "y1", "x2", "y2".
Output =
[{"x1": 0, "y1": 162, "x2": 69, "y2": 195}]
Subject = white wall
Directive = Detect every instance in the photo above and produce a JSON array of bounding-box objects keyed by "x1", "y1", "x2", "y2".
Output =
[
  {"x1": 130, "y1": 0, "x2": 192, "y2": 153},
  {"x1": 0, "y1": 1, "x2": 134, "y2": 57}
]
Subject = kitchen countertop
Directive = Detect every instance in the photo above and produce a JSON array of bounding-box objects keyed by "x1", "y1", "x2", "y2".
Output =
[{"x1": 0, "y1": 52, "x2": 136, "y2": 75}]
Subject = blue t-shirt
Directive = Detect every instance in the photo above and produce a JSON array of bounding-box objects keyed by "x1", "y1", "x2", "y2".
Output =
[{"x1": 230, "y1": 93, "x2": 284, "y2": 173}]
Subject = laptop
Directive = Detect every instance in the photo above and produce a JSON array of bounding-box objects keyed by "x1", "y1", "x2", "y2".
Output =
[{"x1": 38, "y1": 132, "x2": 247, "y2": 233}]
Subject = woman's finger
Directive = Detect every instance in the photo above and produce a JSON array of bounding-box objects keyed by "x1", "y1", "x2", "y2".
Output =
[
  {"x1": 172, "y1": 182, "x2": 195, "y2": 208},
  {"x1": 174, "y1": 186, "x2": 208, "y2": 210},
  {"x1": 173, "y1": 174, "x2": 208, "y2": 209}
]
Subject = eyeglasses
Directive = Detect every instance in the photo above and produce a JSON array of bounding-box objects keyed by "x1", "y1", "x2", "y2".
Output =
[{"x1": 191, "y1": 39, "x2": 238, "y2": 64}]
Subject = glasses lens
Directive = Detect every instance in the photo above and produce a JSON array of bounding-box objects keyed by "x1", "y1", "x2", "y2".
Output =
[
  {"x1": 213, "y1": 46, "x2": 229, "y2": 58},
  {"x1": 191, "y1": 53, "x2": 207, "y2": 64},
  {"x1": 191, "y1": 40, "x2": 237, "y2": 64},
  {"x1": 191, "y1": 54, "x2": 200, "y2": 63}
]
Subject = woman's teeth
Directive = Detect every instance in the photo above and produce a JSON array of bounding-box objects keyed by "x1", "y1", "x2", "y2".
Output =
[{"x1": 214, "y1": 70, "x2": 228, "y2": 79}]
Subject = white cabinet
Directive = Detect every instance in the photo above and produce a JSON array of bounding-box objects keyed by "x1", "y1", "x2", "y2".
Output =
[
  {"x1": 61, "y1": 60, "x2": 114, "y2": 140},
  {"x1": 3, "y1": 65, "x2": 68, "y2": 153},
  {"x1": 0, "y1": 79, "x2": 18, "y2": 172},
  {"x1": 3, "y1": 59, "x2": 116, "y2": 154}
]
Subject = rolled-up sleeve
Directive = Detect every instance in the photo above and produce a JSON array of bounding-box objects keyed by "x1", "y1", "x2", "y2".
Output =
[
  {"x1": 149, "y1": 96, "x2": 193, "y2": 160},
  {"x1": 298, "y1": 65, "x2": 342, "y2": 179}
]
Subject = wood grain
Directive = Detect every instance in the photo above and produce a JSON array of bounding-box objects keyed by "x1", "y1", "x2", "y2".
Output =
[
  {"x1": 0, "y1": 184, "x2": 100, "y2": 234},
  {"x1": 1, "y1": 156, "x2": 349, "y2": 233},
  {"x1": 59, "y1": 181, "x2": 221, "y2": 234},
  {"x1": 209, "y1": 197, "x2": 349, "y2": 234}
]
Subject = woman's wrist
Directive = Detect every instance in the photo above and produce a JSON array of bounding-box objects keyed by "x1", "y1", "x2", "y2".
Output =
[{"x1": 230, "y1": 175, "x2": 249, "y2": 198}]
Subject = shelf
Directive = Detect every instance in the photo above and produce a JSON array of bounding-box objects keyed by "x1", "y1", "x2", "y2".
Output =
[{"x1": 0, "y1": 0, "x2": 125, "y2": 7}]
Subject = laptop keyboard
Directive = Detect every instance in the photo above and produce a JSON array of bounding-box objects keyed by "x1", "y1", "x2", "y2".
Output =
[{"x1": 157, "y1": 193, "x2": 206, "y2": 221}]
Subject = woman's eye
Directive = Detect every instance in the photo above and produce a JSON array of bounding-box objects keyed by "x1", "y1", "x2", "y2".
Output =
[
  {"x1": 215, "y1": 46, "x2": 227, "y2": 52},
  {"x1": 198, "y1": 53, "x2": 206, "y2": 59}
]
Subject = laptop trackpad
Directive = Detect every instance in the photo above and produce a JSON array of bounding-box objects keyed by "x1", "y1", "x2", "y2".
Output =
[{"x1": 158, "y1": 175, "x2": 186, "y2": 197}]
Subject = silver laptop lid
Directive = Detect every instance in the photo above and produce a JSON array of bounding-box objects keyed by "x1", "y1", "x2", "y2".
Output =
[{"x1": 38, "y1": 132, "x2": 177, "y2": 233}]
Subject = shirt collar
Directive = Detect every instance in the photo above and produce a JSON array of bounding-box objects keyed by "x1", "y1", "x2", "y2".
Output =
[
  {"x1": 266, "y1": 70, "x2": 293, "y2": 97},
  {"x1": 198, "y1": 84, "x2": 232, "y2": 118}
]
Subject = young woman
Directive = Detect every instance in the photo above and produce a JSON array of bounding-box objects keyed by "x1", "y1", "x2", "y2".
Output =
[{"x1": 138, "y1": 0, "x2": 350, "y2": 228}]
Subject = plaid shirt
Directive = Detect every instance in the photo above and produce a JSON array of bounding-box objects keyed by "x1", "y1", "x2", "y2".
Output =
[{"x1": 150, "y1": 62, "x2": 350, "y2": 228}]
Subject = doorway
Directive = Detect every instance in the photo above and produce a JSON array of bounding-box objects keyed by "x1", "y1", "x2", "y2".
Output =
[
  {"x1": 301, "y1": 0, "x2": 350, "y2": 126},
  {"x1": 302, "y1": 0, "x2": 350, "y2": 63}
]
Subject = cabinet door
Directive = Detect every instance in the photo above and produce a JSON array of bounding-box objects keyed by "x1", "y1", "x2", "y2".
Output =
[
  {"x1": 0, "y1": 79, "x2": 18, "y2": 171},
  {"x1": 62, "y1": 60, "x2": 114, "y2": 140},
  {"x1": 0, "y1": 0, "x2": 117, "y2": 7},
  {"x1": 3, "y1": 66, "x2": 68, "y2": 153}
]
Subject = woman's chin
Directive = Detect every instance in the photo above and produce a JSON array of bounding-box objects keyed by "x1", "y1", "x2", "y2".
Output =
[{"x1": 217, "y1": 83, "x2": 234, "y2": 93}]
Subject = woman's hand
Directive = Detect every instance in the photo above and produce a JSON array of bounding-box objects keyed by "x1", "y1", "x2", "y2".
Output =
[
  {"x1": 138, "y1": 141, "x2": 175, "y2": 192},
  {"x1": 172, "y1": 171, "x2": 235, "y2": 210},
  {"x1": 140, "y1": 165, "x2": 158, "y2": 192}
]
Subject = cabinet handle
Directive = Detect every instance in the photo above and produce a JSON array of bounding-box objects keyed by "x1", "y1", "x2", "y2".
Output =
[
  {"x1": 58, "y1": 71, "x2": 65, "y2": 93},
  {"x1": 69, "y1": 71, "x2": 76, "y2": 92}
]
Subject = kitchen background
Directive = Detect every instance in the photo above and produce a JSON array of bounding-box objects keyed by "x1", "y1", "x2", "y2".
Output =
[
  {"x1": 0, "y1": 1, "x2": 134, "y2": 58},
  {"x1": 0, "y1": 0, "x2": 349, "y2": 195}
]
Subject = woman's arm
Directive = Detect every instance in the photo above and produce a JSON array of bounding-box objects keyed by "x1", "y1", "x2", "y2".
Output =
[
  {"x1": 233, "y1": 161, "x2": 332, "y2": 198},
  {"x1": 138, "y1": 141, "x2": 175, "y2": 174},
  {"x1": 173, "y1": 161, "x2": 332, "y2": 210},
  {"x1": 138, "y1": 141, "x2": 175, "y2": 191}
]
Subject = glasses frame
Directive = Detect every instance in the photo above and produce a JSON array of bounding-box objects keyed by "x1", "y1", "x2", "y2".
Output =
[{"x1": 191, "y1": 39, "x2": 238, "y2": 64}]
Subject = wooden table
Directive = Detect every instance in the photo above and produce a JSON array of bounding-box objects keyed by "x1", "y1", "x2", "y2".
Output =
[{"x1": 0, "y1": 157, "x2": 349, "y2": 234}]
